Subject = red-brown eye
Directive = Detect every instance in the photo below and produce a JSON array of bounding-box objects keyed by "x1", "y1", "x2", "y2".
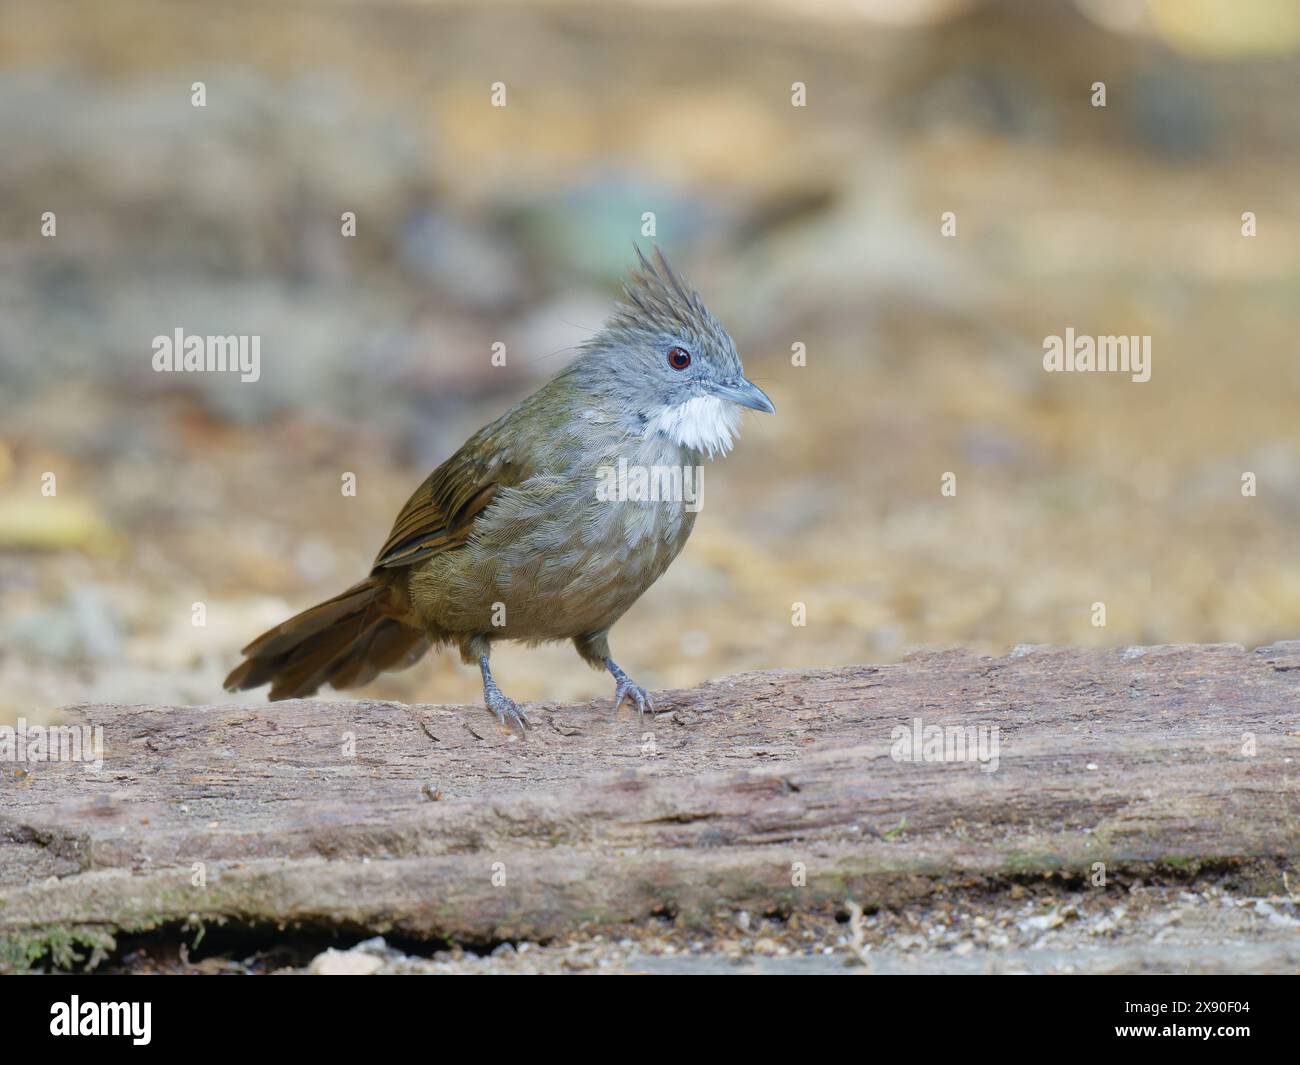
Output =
[{"x1": 667, "y1": 346, "x2": 691, "y2": 370}]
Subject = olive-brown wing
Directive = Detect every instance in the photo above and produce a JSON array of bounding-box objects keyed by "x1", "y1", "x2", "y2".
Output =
[{"x1": 371, "y1": 434, "x2": 522, "y2": 571}]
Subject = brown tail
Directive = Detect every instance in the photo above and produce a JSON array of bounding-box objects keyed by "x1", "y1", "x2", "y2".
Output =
[{"x1": 223, "y1": 577, "x2": 430, "y2": 700}]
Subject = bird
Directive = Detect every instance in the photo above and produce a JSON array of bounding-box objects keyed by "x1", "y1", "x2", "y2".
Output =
[{"x1": 223, "y1": 246, "x2": 775, "y2": 730}]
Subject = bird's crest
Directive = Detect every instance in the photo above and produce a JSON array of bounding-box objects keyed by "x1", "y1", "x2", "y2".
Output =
[{"x1": 612, "y1": 244, "x2": 722, "y2": 341}]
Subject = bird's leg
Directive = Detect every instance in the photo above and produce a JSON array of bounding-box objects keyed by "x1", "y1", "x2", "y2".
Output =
[
  {"x1": 573, "y1": 633, "x2": 656, "y2": 719},
  {"x1": 604, "y1": 656, "x2": 655, "y2": 718},
  {"x1": 480, "y1": 654, "x2": 530, "y2": 733}
]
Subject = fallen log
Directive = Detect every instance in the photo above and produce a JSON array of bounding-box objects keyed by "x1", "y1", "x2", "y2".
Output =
[{"x1": 2, "y1": 642, "x2": 1298, "y2": 970}]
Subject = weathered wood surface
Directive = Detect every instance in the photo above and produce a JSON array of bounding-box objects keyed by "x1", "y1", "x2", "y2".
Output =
[{"x1": 3, "y1": 643, "x2": 1299, "y2": 969}]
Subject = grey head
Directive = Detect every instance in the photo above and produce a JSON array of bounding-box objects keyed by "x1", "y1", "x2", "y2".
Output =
[{"x1": 571, "y1": 246, "x2": 774, "y2": 458}]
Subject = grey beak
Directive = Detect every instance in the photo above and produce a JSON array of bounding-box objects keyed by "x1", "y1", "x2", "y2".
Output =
[{"x1": 714, "y1": 377, "x2": 776, "y2": 414}]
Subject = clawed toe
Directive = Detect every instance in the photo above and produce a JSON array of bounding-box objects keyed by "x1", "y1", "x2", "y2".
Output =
[
  {"x1": 480, "y1": 654, "x2": 530, "y2": 734},
  {"x1": 486, "y1": 691, "x2": 531, "y2": 733},
  {"x1": 602, "y1": 656, "x2": 655, "y2": 719},
  {"x1": 613, "y1": 678, "x2": 655, "y2": 718}
]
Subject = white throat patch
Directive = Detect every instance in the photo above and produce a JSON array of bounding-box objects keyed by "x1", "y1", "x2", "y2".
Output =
[{"x1": 643, "y1": 394, "x2": 741, "y2": 458}]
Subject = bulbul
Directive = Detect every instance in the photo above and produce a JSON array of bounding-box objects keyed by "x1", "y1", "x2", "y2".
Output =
[{"x1": 224, "y1": 247, "x2": 774, "y2": 729}]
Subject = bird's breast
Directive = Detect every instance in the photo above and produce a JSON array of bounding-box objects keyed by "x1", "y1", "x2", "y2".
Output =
[{"x1": 412, "y1": 425, "x2": 702, "y2": 639}]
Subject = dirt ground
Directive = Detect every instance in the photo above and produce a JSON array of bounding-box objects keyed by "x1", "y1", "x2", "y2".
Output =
[
  {"x1": 97, "y1": 879, "x2": 1300, "y2": 975},
  {"x1": 3, "y1": 0, "x2": 1300, "y2": 723}
]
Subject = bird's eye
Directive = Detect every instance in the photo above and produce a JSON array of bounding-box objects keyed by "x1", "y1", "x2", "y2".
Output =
[{"x1": 667, "y1": 346, "x2": 691, "y2": 370}]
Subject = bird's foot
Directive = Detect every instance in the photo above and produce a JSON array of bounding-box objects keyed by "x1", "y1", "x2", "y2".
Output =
[
  {"x1": 485, "y1": 687, "x2": 531, "y2": 733},
  {"x1": 605, "y1": 657, "x2": 655, "y2": 719},
  {"x1": 480, "y1": 655, "x2": 530, "y2": 734}
]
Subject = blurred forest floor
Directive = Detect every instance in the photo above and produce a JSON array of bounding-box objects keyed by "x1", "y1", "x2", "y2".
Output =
[{"x1": 1, "y1": 0, "x2": 1299, "y2": 721}]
